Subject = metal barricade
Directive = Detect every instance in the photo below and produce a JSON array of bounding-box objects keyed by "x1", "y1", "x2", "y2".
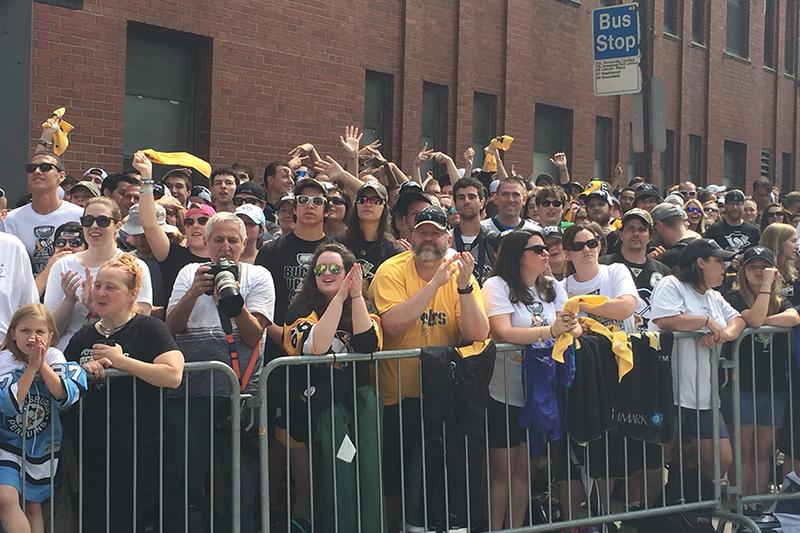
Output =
[
  {"x1": 15, "y1": 361, "x2": 242, "y2": 533},
  {"x1": 257, "y1": 335, "x2": 765, "y2": 533}
]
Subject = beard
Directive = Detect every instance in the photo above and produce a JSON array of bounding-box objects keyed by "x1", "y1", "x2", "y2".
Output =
[{"x1": 413, "y1": 241, "x2": 448, "y2": 262}]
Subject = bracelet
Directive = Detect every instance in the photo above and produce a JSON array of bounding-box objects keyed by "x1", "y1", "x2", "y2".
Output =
[
  {"x1": 37, "y1": 139, "x2": 53, "y2": 148},
  {"x1": 457, "y1": 283, "x2": 474, "y2": 295},
  {"x1": 140, "y1": 179, "x2": 155, "y2": 186}
]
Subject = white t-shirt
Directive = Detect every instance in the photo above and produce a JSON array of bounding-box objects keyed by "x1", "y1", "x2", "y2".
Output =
[
  {"x1": 44, "y1": 253, "x2": 154, "y2": 351},
  {"x1": 560, "y1": 263, "x2": 640, "y2": 333},
  {"x1": 0, "y1": 233, "x2": 39, "y2": 339},
  {"x1": 0, "y1": 201, "x2": 82, "y2": 275},
  {"x1": 482, "y1": 276, "x2": 567, "y2": 406},
  {"x1": 648, "y1": 275, "x2": 740, "y2": 410}
]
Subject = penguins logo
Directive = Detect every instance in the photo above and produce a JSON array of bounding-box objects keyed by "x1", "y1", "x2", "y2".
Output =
[{"x1": 8, "y1": 395, "x2": 51, "y2": 438}]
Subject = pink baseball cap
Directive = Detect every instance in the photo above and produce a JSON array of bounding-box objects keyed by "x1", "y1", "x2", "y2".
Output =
[{"x1": 185, "y1": 203, "x2": 216, "y2": 218}]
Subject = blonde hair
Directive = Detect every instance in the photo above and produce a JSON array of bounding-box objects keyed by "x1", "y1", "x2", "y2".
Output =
[
  {"x1": 84, "y1": 196, "x2": 122, "y2": 221},
  {"x1": 97, "y1": 253, "x2": 144, "y2": 302},
  {"x1": 760, "y1": 223, "x2": 798, "y2": 283},
  {"x1": 0, "y1": 304, "x2": 58, "y2": 361},
  {"x1": 734, "y1": 264, "x2": 782, "y2": 315},
  {"x1": 684, "y1": 197, "x2": 706, "y2": 234}
]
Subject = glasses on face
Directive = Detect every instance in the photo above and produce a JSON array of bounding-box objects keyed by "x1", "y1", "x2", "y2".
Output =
[
  {"x1": 357, "y1": 196, "x2": 385, "y2": 206},
  {"x1": 766, "y1": 211, "x2": 784, "y2": 219},
  {"x1": 233, "y1": 196, "x2": 262, "y2": 207},
  {"x1": 80, "y1": 215, "x2": 116, "y2": 228},
  {"x1": 296, "y1": 195, "x2": 326, "y2": 207},
  {"x1": 704, "y1": 207, "x2": 719, "y2": 214},
  {"x1": 680, "y1": 190, "x2": 697, "y2": 198},
  {"x1": 568, "y1": 239, "x2": 600, "y2": 252},
  {"x1": 184, "y1": 216, "x2": 210, "y2": 226},
  {"x1": 538, "y1": 199, "x2": 564, "y2": 208},
  {"x1": 686, "y1": 206, "x2": 702, "y2": 215},
  {"x1": 314, "y1": 263, "x2": 344, "y2": 277},
  {"x1": 328, "y1": 196, "x2": 347, "y2": 206},
  {"x1": 26, "y1": 162, "x2": 61, "y2": 173},
  {"x1": 55, "y1": 238, "x2": 83, "y2": 248},
  {"x1": 524, "y1": 244, "x2": 548, "y2": 255}
]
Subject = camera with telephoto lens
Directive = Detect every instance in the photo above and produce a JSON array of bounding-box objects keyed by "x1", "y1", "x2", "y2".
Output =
[{"x1": 204, "y1": 258, "x2": 244, "y2": 316}]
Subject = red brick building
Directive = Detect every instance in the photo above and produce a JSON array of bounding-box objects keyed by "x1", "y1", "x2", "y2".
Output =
[{"x1": 21, "y1": 0, "x2": 800, "y2": 194}]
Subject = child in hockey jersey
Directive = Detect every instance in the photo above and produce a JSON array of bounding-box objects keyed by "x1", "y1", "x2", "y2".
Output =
[{"x1": 0, "y1": 304, "x2": 86, "y2": 533}]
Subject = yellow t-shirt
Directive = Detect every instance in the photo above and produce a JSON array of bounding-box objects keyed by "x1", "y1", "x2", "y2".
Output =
[{"x1": 368, "y1": 250, "x2": 485, "y2": 405}]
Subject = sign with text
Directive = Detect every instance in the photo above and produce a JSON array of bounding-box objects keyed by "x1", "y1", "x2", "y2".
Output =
[{"x1": 592, "y1": 3, "x2": 642, "y2": 96}]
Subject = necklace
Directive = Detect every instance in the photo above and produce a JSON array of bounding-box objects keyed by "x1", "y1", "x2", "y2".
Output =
[{"x1": 96, "y1": 313, "x2": 134, "y2": 338}]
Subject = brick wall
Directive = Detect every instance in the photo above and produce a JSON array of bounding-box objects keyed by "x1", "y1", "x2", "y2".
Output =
[{"x1": 29, "y1": 0, "x2": 799, "y2": 193}]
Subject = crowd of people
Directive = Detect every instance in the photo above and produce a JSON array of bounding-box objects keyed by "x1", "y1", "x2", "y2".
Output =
[{"x1": 0, "y1": 117, "x2": 799, "y2": 533}]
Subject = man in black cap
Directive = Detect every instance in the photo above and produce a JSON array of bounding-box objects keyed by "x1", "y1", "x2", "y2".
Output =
[
  {"x1": 542, "y1": 225, "x2": 566, "y2": 280},
  {"x1": 650, "y1": 202, "x2": 697, "y2": 269},
  {"x1": 632, "y1": 183, "x2": 663, "y2": 212},
  {"x1": 705, "y1": 189, "x2": 761, "y2": 254},
  {"x1": 234, "y1": 181, "x2": 272, "y2": 233},
  {"x1": 584, "y1": 188, "x2": 621, "y2": 254},
  {"x1": 392, "y1": 181, "x2": 433, "y2": 241}
]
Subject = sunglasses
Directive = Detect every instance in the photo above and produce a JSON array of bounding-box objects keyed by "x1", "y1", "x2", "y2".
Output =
[
  {"x1": 26, "y1": 162, "x2": 62, "y2": 173},
  {"x1": 184, "y1": 216, "x2": 210, "y2": 226},
  {"x1": 538, "y1": 199, "x2": 564, "y2": 208},
  {"x1": 233, "y1": 196, "x2": 262, "y2": 207},
  {"x1": 568, "y1": 239, "x2": 600, "y2": 252},
  {"x1": 357, "y1": 196, "x2": 385, "y2": 206},
  {"x1": 704, "y1": 207, "x2": 719, "y2": 214},
  {"x1": 686, "y1": 206, "x2": 702, "y2": 215},
  {"x1": 80, "y1": 215, "x2": 116, "y2": 228},
  {"x1": 55, "y1": 238, "x2": 84, "y2": 248},
  {"x1": 680, "y1": 190, "x2": 697, "y2": 197},
  {"x1": 296, "y1": 194, "x2": 327, "y2": 207},
  {"x1": 766, "y1": 211, "x2": 784, "y2": 218},
  {"x1": 328, "y1": 197, "x2": 347, "y2": 206},
  {"x1": 314, "y1": 263, "x2": 344, "y2": 276},
  {"x1": 524, "y1": 244, "x2": 548, "y2": 255}
]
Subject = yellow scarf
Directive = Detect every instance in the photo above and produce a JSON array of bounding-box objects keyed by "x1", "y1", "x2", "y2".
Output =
[
  {"x1": 142, "y1": 149, "x2": 212, "y2": 178},
  {"x1": 42, "y1": 108, "x2": 74, "y2": 156},
  {"x1": 551, "y1": 295, "x2": 634, "y2": 381}
]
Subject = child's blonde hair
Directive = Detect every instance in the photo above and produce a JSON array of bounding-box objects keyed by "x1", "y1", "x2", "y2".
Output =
[{"x1": 0, "y1": 304, "x2": 58, "y2": 361}]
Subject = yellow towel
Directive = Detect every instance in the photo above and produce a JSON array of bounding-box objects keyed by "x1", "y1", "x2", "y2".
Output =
[
  {"x1": 42, "y1": 108, "x2": 74, "y2": 156},
  {"x1": 142, "y1": 149, "x2": 211, "y2": 178},
  {"x1": 484, "y1": 135, "x2": 515, "y2": 173},
  {"x1": 579, "y1": 179, "x2": 606, "y2": 197},
  {"x1": 551, "y1": 294, "x2": 634, "y2": 382}
]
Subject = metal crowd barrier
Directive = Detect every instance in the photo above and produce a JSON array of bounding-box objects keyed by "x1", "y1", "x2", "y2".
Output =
[
  {"x1": 17, "y1": 361, "x2": 243, "y2": 533},
  {"x1": 257, "y1": 334, "x2": 777, "y2": 533}
]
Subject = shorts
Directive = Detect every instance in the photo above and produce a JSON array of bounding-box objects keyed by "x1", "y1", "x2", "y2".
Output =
[
  {"x1": 677, "y1": 407, "x2": 729, "y2": 441},
  {"x1": 486, "y1": 398, "x2": 526, "y2": 449},
  {"x1": 382, "y1": 398, "x2": 422, "y2": 496},
  {"x1": 720, "y1": 388, "x2": 786, "y2": 427},
  {"x1": 570, "y1": 433, "x2": 666, "y2": 479}
]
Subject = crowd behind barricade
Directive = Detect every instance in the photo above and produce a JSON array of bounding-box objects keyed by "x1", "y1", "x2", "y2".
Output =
[{"x1": 1, "y1": 116, "x2": 800, "y2": 533}]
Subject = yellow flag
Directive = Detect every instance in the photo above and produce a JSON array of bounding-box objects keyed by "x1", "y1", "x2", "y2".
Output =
[
  {"x1": 141, "y1": 149, "x2": 212, "y2": 178},
  {"x1": 42, "y1": 108, "x2": 74, "y2": 156}
]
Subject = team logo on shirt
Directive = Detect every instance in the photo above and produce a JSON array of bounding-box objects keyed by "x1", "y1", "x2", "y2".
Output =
[
  {"x1": 8, "y1": 394, "x2": 52, "y2": 439},
  {"x1": 420, "y1": 309, "x2": 448, "y2": 327},
  {"x1": 725, "y1": 232, "x2": 751, "y2": 252},
  {"x1": 357, "y1": 259, "x2": 376, "y2": 281},
  {"x1": 33, "y1": 226, "x2": 56, "y2": 274},
  {"x1": 0, "y1": 263, "x2": 5, "y2": 279}
]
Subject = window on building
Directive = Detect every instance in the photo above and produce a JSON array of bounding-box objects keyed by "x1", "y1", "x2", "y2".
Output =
[
  {"x1": 34, "y1": 0, "x2": 82, "y2": 8},
  {"x1": 664, "y1": 0, "x2": 680, "y2": 35},
  {"x1": 659, "y1": 130, "x2": 675, "y2": 187},
  {"x1": 124, "y1": 24, "x2": 206, "y2": 170},
  {"x1": 594, "y1": 117, "x2": 613, "y2": 181},
  {"x1": 782, "y1": 152, "x2": 795, "y2": 192},
  {"x1": 764, "y1": 0, "x2": 777, "y2": 68},
  {"x1": 472, "y1": 93, "x2": 496, "y2": 170},
  {"x1": 723, "y1": 140, "x2": 747, "y2": 189},
  {"x1": 761, "y1": 149, "x2": 772, "y2": 179},
  {"x1": 534, "y1": 104, "x2": 573, "y2": 180},
  {"x1": 364, "y1": 71, "x2": 393, "y2": 160},
  {"x1": 421, "y1": 82, "x2": 448, "y2": 178},
  {"x1": 786, "y1": 0, "x2": 798, "y2": 75},
  {"x1": 692, "y1": 0, "x2": 707, "y2": 44},
  {"x1": 726, "y1": 0, "x2": 750, "y2": 58},
  {"x1": 688, "y1": 134, "x2": 703, "y2": 183}
]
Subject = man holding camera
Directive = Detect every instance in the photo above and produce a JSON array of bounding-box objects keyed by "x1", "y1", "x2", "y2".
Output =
[{"x1": 166, "y1": 211, "x2": 275, "y2": 531}]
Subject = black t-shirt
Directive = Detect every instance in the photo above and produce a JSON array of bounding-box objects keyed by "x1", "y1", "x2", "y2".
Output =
[
  {"x1": 724, "y1": 290, "x2": 790, "y2": 393},
  {"x1": 705, "y1": 219, "x2": 761, "y2": 254},
  {"x1": 604, "y1": 230, "x2": 622, "y2": 256},
  {"x1": 159, "y1": 241, "x2": 208, "y2": 301},
  {"x1": 600, "y1": 252, "x2": 670, "y2": 332},
  {"x1": 451, "y1": 226, "x2": 494, "y2": 286},
  {"x1": 660, "y1": 236, "x2": 697, "y2": 270},
  {"x1": 137, "y1": 253, "x2": 167, "y2": 308},
  {"x1": 780, "y1": 278, "x2": 800, "y2": 308},
  {"x1": 255, "y1": 231, "x2": 332, "y2": 325},
  {"x1": 64, "y1": 314, "x2": 180, "y2": 442},
  {"x1": 335, "y1": 236, "x2": 404, "y2": 283}
]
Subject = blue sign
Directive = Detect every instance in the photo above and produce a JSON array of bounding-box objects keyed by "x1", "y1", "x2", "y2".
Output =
[{"x1": 593, "y1": 4, "x2": 640, "y2": 61}]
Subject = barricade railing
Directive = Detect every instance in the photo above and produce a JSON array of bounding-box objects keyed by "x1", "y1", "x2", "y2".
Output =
[
  {"x1": 17, "y1": 361, "x2": 243, "y2": 533},
  {"x1": 257, "y1": 333, "x2": 769, "y2": 533}
]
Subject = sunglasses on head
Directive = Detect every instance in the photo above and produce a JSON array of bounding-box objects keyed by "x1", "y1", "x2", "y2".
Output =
[
  {"x1": 328, "y1": 196, "x2": 347, "y2": 206},
  {"x1": 184, "y1": 216, "x2": 210, "y2": 226},
  {"x1": 538, "y1": 199, "x2": 564, "y2": 208},
  {"x1": 296, "y1": 194, "x2": 326, "y2": 207},
  {"x1": 568, "y1": 238, "x2": 600, "y2": 252},
  {"x1": 233, "y1": 196, "x2": 262, "y2": 207},
  {"x1": 686, "y1": 206, "x2": 702, "y2": 215},
  {"x1": 26, "y1": 162, "x2": 61, "y2": 173},
  {"x1": 524, "y1": 244, "x2": 548, "y2": 255},
  {"x1": 314, "y1": 263, "x2": 344, "y2": 276},
  {"x1": 80, "y1": 215, "x2": 116, "y2": 228},
  {"x1": 55, "y1": 237, "x2": 84, "y2": 248},
  {"x1": 357, "y1": 196, "x2": 385, "y2": 206}
]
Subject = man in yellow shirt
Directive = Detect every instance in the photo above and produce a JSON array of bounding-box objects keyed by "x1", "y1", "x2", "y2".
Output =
[{"x1": 369, "y1": 204, "x2": 489, "y2": 528}]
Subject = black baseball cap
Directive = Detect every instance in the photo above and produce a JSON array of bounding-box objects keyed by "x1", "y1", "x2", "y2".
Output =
[
  {"x1": 535, "y1": 173, "x2": 555, "y2": 186},
  {"x1": 54, "y1": 221, "x2": 84, "y2": 242},
  {"x1": 725, "y1": 189, "x2": 746, "y2": 204},
  {"x1": 189, "y1": 185, "x2": 212, "y2": 205},
  {"x1": 678, "y1": 238, "x2": 736, "y2": 266},
  {"x1": 542, "y1": 225, "x2": 563, "y2": 240},
  {"x1": 633, "y1": 183, "x2": 663, "y2": 205},
  {"x1": 740, "y1": 246, "x2": 776, "y2": 267},
  {"x1": 235, "y1": 181, "x2": 266, "y2": 201},
  {"x1": 393, "y1": 182, "x2": 432, "y2": 215},
  {"x1": 414, "y1": 205, "x2": 449, "y2": 231}
]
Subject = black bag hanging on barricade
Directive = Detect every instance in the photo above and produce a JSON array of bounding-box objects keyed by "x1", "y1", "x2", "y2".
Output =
[{"x1": 404, "y1": 340, "x2": 495, "y2": 531}]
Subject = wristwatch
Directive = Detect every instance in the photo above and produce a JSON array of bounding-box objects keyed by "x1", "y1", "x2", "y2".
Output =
[{"x1": 457, "y1": 283, "x2": 474, "y2": 295}]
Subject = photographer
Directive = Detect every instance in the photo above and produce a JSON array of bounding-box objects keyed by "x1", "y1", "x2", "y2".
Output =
[{"x1": 166, "y1": 212, "x2": 275, "y2": 532}]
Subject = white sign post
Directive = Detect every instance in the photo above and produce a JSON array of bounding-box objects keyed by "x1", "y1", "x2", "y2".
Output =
[{"x1": 593, "y1": 3, "x2": 642, "y2": 97}]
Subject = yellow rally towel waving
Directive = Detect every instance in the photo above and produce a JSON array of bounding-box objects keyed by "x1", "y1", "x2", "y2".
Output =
[
  {"x1": 551, "y1": 295, "x2": 633, "y2": 382},
  {"x1": 42, "y1": 108, "x2": 74, "y2": 156},
  {"x1": 141, "y1": 149, "x2": 212, "y2": 178},
  {"x1": 484, "y1": 135, "x2": 514, "y2": 173}
]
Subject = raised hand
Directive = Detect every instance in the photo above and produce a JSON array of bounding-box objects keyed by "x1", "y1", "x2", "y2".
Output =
[
  {"x1": 340, "y1": 125, "x2": 363, "y2": 157},
  {"x1": 80, "y1": 268, "x2": 94, "y2": 311},
  {"x1": 60, "y1": 270, "x2": 82, "y2": 302},
  {"x1": 348, "y1": 263, "x2": 364, "y2": 298},
  {"x1": 549, "y1": 152, "x2": 568, "y2": 170},
  {"x1": 313, "y1": 155, "x2": 346, "y2": 180},
  {"x1": 455, "y1": 252, "x2": 475, "y2": 290},
  {"x1": 359, "y1": 139, "x2": 382, "y2": 157},
  {"x1": 414, "y1": 144, "x2": 434, "y2": 167},
  {"x1": 462, "y1": 147, "x2": 475, "y2": 168},
  {"x1": 29, "y1": 335, "x2": 47, "y2": 371},
  {"x1": 287, "y1": 153, "x2": 308, "y2": 170},
  {"x1": 762, "y1": 267, "x2": 778, "y2": 291},
  {"x1": 289, "y1": 143, "x2": 316, "y2": 157},
  {"x1": 132, "y1": 150, "x2": 153, "y2": 179}
]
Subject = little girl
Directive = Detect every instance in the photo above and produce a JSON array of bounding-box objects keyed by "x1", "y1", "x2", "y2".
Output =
[{"x1": 0, "y1": 304, "x2": 86, "y2": 533}]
